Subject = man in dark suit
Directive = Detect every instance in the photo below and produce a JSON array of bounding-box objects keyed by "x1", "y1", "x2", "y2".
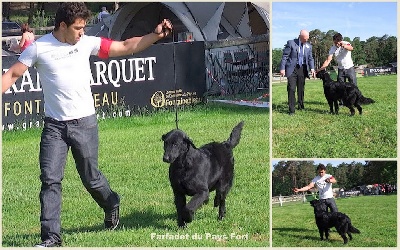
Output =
[{"x1": 280, "y1": 30, "x2": 315, "y2": 115}]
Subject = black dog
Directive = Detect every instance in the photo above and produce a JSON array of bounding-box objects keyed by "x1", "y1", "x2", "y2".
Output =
[
  {"x1": 310, "y1": 199, "x2": 360, "y2": 244},
  {"x1": 162, "y1": 121, "x2": 244, "y2": 227},
  {"x1": 316, "y1": 69, "x2": 374, "y2": 115}
]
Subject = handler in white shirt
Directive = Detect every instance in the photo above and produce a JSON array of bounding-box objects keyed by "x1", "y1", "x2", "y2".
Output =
[
  {"x1": 294, "y1": 164, "x2": 338, "y2": 212},
  {"x1": 317, "y1": 32, "x2": 358, "y2": 86}
]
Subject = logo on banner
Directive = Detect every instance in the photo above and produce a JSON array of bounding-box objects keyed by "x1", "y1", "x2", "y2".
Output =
[
  {"x1": 150, "y1": 91, "x2": 166, "y2": 107},
  {"x1": 150, "y1": 89, "x2": 202, "y2": 108}
]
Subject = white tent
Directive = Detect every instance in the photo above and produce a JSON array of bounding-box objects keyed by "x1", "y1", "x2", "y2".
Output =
[{"x1": 87, "y1": 2, "x2": 269, "y2": 42}]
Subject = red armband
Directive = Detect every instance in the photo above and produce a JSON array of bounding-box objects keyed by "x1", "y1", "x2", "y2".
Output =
[{"x1": 98, "y1": 37, "x2": 113, "y2": 59}]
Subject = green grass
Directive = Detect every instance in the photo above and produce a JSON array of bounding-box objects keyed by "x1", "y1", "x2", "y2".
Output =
[
  {"x1": 272, "y1": 75, "x2": 397, "y2": 158},
  {"x1": 2, "y1": 102, "x2": 269, "y2": 247},
  {"x1": 272, "y1": 195, "x2": 397, "y2": 247}
]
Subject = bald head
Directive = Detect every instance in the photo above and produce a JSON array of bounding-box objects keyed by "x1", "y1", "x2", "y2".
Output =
[{"x1": 299, "y1": 29, "x2": 309, "y2": 43}]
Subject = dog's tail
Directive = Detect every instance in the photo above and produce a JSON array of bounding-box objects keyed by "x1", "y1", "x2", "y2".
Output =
[
  {"x1": 226, "y1": 121, "x2": 244, "y2": 148},
  {"x1": 359, "y1": 95, "x2": 375, "y2": 104},
  {"x1": 355, "y1": 86, "x2": 375, "y2": 104},
  {"x1": 348, "y1": 224, "x2": 361, "y2": 234}
]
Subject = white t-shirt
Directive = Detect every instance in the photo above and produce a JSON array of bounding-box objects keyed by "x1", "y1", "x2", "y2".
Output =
[
  {"x1": 311, "y1": 174, "x2": 334, "y2": 199},
  {"x1": 18, "y1": 33, "x2": 102, "y2": 121},
  {"x1": 328, "y1": 41, "x2": 354, "y2": 69}
]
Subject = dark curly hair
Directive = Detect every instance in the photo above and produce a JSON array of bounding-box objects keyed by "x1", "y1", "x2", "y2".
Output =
[
  {"x1": 54, "y1": 2, "x2": 91, "y2": 31},
  {"x1": 332, "y1": 33, "x2": 343, "y2": 42},
  {"x1": 316, "y1": 163, "x2": 327, "y2": 171}
]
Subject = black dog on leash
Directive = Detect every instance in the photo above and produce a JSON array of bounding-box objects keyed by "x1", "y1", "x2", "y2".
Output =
[
  {"x1": 316, "y1": 69, "x2": 374, "y2": 115},
  {"x1": 310, "y1": 199, "x2": 360, "y2": 244},
  {"x1": 162, "y1": 121, "x2": 244, "y2": 227}
]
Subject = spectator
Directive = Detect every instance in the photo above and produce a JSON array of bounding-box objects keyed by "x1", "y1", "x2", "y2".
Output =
[
  {"x1": 97, "y1": 6, "x2": 110, "y2": 23},
  {"x1": 19, "y1": 23, "x2": 35, "y2": 52}
]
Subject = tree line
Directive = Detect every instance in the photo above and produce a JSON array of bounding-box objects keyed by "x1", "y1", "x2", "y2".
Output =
[
  {"x1": 272, "y1": 161, "x2": 397, "y2": 196},
  {"x1": 2, "y1": 2, "x2": 117, "y2": 25},
  {"x1": 272, "y1": 29, "x2": 397, "y2": 73}
]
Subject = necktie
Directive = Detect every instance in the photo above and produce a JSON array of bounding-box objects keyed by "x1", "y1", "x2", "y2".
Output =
[{"x1": 299, "y1": 43, "x2": 304, "y2": 65}]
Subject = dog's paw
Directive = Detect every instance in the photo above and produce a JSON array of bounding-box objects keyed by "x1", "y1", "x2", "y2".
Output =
[
  {"x1": 177, "y1": 221, "x2": 187, "y2": 228},
  {"x1": 182, "y1": 208, "x2": 194, "y2": 223}
]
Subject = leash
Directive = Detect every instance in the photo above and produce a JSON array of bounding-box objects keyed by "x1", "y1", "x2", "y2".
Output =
[{"x1": 171, "y1": 28, "x2": 179, "y2": 129}]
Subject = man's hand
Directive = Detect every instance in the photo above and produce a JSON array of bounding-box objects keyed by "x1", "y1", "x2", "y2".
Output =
[
  {"x1": 280, "y1": 70, "x2": 285, "y2": 77},
  {"x1": 310, "y1": 69, "x2": 316, "y2": 78},
  {"x1": 154, "y1": 19, "x2": 173, "y2": 38}
]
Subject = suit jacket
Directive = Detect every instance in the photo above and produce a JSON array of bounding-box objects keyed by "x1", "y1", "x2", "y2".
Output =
[{"x1": 280, "y1": 38, "x2": 315, "y2": 78}]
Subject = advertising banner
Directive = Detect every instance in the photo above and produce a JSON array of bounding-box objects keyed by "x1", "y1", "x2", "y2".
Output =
[
  {"x1": 363, "y1": 67, "x2": 395, "y2": 76},
  {"x1": 2, "y1": 41, "x2": 206, "y2": 130}
]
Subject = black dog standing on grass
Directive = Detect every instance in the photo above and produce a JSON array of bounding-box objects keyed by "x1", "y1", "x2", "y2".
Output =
[
  {"x1": 162, "y1": 121, "x2": 244, "y2": 227},
  {"x1": 316, "y1": 69, "x2": 374, "y2": 115},
  {"x1": 310, "y1": 199, "x2": 360, "y2": 244}
]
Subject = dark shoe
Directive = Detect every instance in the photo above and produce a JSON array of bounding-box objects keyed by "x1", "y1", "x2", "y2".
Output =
[
  {"x1": 34, "y1": 239, "x2": 61, "y2": 247},
  {"x1": 104, "y1": 206, "x2": 120, "y2": 230}
]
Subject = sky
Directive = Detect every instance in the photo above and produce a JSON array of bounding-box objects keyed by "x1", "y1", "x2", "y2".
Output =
[{"x1": 272, "y1": 2, "x2": 397, "y2": 49}]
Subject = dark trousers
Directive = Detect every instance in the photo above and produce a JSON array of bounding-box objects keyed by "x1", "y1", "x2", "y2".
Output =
[
  {"x1": 287, "y1": 64, "x2": 306, "y2": 113},
  {"x1": 39, "y1": 114, "x2": 119, "y2": 243},
  {"x1": 337, "y1": 67, "x2": 357, "y2": 86},
  {"x1": 321, "y1": 198, "x2": 338, "y2": 212}
]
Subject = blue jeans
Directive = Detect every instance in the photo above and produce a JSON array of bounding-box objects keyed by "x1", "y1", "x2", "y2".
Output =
[
  {"x1": 337, "y1": 67, "x2": 357, "y2": 86},
  {"x1": 321, "y1": 198, "x2": 338, "y2": 212},
  {"x1": 39, "y1": 114, "x2": 119, "y2": 243}
]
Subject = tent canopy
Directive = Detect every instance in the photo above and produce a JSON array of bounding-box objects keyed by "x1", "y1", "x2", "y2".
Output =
[{"x1": 87, "y1": 2, "x2": 269, "y2": 43}]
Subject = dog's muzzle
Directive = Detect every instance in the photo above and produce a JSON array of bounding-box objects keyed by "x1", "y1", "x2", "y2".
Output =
[{"x1": 163, "y1": 155, "x2": 171, "y2": 163}]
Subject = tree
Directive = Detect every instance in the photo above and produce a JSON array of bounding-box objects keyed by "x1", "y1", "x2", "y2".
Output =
[
  {"x1": 309, "y1": 29, "x2": 324, "y2": 68},
  {"x1": 272, "y1": 48, "x2": 283, "y2": 73},
  {"x1": 379, "y1": 35, "x2": 397, "y2": 65},
  {"x1": 2, "y1": 2, "x2": 11, "y2": 20},
  {"x1": 351, "y1": 37, "x2": 367, "y2": 65},
  {"x1": 364, "y1": 36, "x2": 380, "y2": 67},
  {"x1": 28, "y1": 2, "x2": 35, "y2": 24},
  {"x1": 272, "y1": 161, "x2": 292, "y2": 196},
  {"x1": 297, "y1": 161, "x2": 316, "y2": 189},
  {"x1": 346, "y1": 161, "x2": 364, "y2": 188}
]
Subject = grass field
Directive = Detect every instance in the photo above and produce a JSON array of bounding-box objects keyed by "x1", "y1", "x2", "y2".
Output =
[
  {"x1": 272, "y1": 195, "x2": 397, "y2": 247},
  {"x1": 272, "y1": 74, "x2": 397, "y2": 158},
  {"x1": 2, "y1": 102, "x2": 269, "y2": 247}
]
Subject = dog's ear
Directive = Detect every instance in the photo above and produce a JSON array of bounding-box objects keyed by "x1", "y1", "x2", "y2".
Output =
[{"x1": 183, "y1": 136, "x2": 196, "y2": 149}]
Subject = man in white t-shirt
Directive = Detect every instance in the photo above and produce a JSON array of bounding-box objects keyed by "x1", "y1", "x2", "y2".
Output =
[
  {"x1": 294, "y1": 164, "x2": 338, "y2": 212},
  {"x1": 2, "y1": 2, "x2": 172, "y2": 247},
  {"x1": 317, "y1": 32, "x2": 357, "y2": 86}
]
